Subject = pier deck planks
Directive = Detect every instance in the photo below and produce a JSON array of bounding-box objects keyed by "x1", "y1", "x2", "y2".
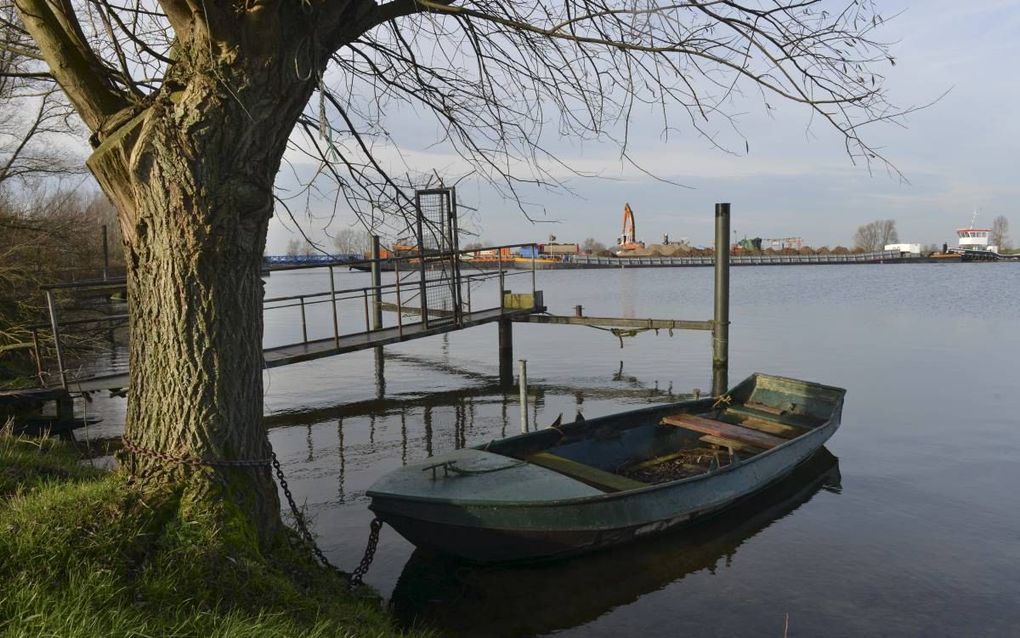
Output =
[{"x1": 68, "y1": 306, "x2": 535, "y2": 392}]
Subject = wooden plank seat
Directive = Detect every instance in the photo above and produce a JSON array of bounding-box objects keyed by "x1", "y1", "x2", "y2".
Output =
[
  {"x1": 526, "y1": 451, "x2": 647, "y2": 493},
  {"x1": 660, "y1": 414, "x2": 787, "y2": 451},
  {"x1": 726, "y1": 404, "x2": 821, "y2": 429},
  {"x1": 699, "y1": 435, "x2": 766, "y2": 455},
  {"x1": 744, "y1": 401, "x2": 785, "y2": 415},
  {"x1": 720, "y1": 412, "x2": 807, "y2": 439}
]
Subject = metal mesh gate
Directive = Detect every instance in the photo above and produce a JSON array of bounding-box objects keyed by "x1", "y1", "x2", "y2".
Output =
[{"x1": 414, "y1": 188, "x2": 462, "y2": 327}]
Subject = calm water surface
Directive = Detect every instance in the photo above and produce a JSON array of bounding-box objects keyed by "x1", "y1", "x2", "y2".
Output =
[{"x1": 86, "y1": 263, "x2": 1020, "y2": 637}]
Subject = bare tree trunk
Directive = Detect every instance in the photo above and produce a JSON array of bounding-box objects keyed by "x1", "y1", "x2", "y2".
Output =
[{"x1": 88, "y1": 69, "x2": 315, "y2": 545}]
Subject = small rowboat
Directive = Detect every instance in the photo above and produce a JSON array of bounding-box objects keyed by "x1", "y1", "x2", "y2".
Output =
[{"x1": 367, "y1": 373, "x2": 845, "y2": 563}]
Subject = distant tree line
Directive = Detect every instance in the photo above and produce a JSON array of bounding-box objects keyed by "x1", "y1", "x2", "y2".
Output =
[{"x1": 282, "y1": 228, "x2": 373, "y2": 257}]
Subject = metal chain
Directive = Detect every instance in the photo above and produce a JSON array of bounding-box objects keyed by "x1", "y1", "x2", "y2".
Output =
[
  {"x1": 270, "y1": 451, "x2": 339, "y2": 572},
  {"x1": 349, "y1": 517, "x2": 383, "y2": 588}
]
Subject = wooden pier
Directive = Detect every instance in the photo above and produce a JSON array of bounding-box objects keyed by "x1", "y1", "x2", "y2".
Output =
[
  {"x1": 66, "y1": 307, "x2": 539, "y2": 393},
  {"x1": 57, "y1": 266, "x2": 545, "y2": 393},
  {"x1": 19, "y1": 195, "x2": 737, "y2": 410}
]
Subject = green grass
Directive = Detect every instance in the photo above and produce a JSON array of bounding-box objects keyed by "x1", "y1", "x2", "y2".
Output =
[{"x1": 0, "y1": 432, "x2": 427, "y2": 638}]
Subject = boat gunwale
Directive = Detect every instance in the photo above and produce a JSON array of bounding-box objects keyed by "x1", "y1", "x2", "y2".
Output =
[{"x1": 367, "y1": 375, "x2": 845, "y2": 509}]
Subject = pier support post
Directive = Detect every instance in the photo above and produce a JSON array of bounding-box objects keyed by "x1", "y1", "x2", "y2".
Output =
[
  {"x1": 712, "y1": 203, "x2": 731, "y2": 397},
  {"x1": 370, "y1": 234, "x2": 385, "y2": 364},
  {"x1": 498, "y1": 317, "x2": 514, "y2": 388},
  {"x1": 329, "y1": 266, "x2": 340, "y2": 348},
  {"x1": 374, "y1": 347, "x2": 386, "y2": 400},
  {"x1": 519, "y1": 359, "x2": 529, "y2": 433},
  {"x1": 370, "y1": 235, "x2": 383, "y2": 332}
]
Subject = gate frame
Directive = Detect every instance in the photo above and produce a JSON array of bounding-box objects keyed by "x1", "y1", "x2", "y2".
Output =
[{"x1": 413, "y1": 187, "x2": 463, "y2": 329}]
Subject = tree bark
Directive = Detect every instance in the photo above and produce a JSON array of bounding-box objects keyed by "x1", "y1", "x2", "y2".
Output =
[{"x1": 88, "y1": 62, "x2": 318, "y2": 545}]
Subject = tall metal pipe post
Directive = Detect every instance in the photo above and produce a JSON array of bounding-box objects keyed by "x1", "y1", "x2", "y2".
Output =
[
  {"x1": 370, "y1": 235, "x2": 383, "y2": 331},
  {"x1": 329, "y1": 266, "x2": 340, "y2": 348},
  {"x1": 519, "y1": 359, "x2": 529, "y2": 433},
  {"x1": 370, "y1": 234, "x2": 385, "y2": 369},
  {"x1": 712, "y1": 203, "x2": 731, "y2": 396},
  {"x1": 45, "y1": 289, "x2": 67, "y2": 389}
]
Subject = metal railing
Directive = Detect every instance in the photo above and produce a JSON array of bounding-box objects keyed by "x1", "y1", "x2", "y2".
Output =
[
  {"x1": 261, "y1": 267, "x2": 533, "y2": 346},
  {"x1": 263, "y1": 254, "x2": 362, "y2": 265},
  {"x1": 563, "y1": 249, "x2": 912, "y2": 267},
  {"x1": 25, "y1": 243, "x2": 541, "y2": 388}
]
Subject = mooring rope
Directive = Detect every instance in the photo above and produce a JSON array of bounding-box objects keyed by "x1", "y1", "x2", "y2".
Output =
[{"x1": 585, "y1": 324, "x2": 653, "y2": 348}]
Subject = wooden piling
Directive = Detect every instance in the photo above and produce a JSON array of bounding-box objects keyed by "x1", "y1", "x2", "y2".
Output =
[{"x1": 498, "y1": 317, "x2": 513, "y2": 388}]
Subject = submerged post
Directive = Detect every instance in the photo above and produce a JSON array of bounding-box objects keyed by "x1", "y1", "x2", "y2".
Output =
[
  {"x1": 519, "y1": 359, "x2": 529, "y2": 433},
  {"x1": 712, "y1": 203, "x2": 731, "y2": 396},
  {"x1": 498, "y1": 318, "x2": 513, "y2": 388}
]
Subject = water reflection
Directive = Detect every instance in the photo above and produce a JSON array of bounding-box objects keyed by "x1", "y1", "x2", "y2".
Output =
[
  {"x1": 390, "y1": 449, "x2": 841, "y2": 637},
  {"x1": 263, "y1": 364, "x2": 684, "y2": 433}
]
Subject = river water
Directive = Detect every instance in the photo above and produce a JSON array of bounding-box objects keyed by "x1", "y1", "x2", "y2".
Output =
[{"x1": 84, "y1": 262, "x2": 1020, "y2": 637}]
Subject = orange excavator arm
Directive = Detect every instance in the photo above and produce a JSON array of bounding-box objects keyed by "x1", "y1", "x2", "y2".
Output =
[{"x1": 622, "y1": 203, "x2": 636, "y2": 244}]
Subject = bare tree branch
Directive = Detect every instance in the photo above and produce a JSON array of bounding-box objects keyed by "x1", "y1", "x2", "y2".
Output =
[{"x1": 14, "y1": 0, "x2": 131, "y2": 133}]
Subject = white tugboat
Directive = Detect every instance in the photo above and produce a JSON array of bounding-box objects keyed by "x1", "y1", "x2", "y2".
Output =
[
  {"x1": 946, "y1": 211, "x2": 1014, "y2": 261},
  {"x1": 956, "y1": 225, "x2": 995, "y2": 253}
]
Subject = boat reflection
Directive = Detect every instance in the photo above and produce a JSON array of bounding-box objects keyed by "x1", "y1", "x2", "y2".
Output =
[{"x1": 390, "y1": 448, "x2": 841, "y2": 637}]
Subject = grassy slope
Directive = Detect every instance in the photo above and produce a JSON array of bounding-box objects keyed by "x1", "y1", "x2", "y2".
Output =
[{"x1": 0, "y1": 434, "x2": 423, "y2": 638}]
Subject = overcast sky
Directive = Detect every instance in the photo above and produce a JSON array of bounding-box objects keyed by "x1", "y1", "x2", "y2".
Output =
[{"x1": 267, "y1": 0, "x2": 1020, "y2": 253}]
